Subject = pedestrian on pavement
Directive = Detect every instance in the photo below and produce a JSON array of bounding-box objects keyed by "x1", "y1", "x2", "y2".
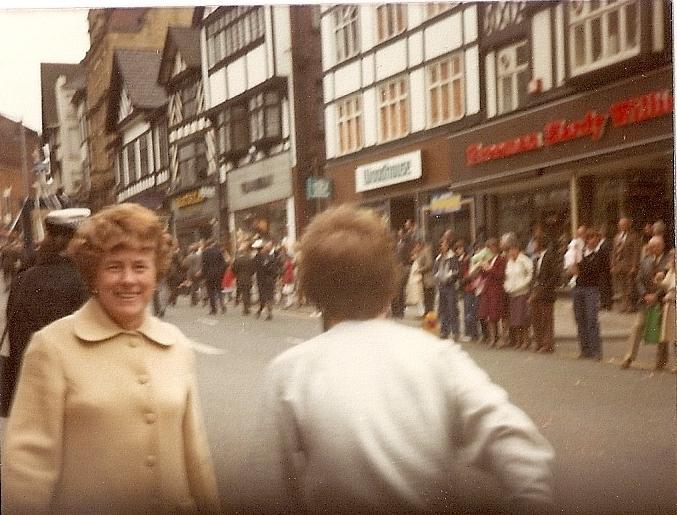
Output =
[
  {"x1": 405, "y1": 240, "x2": 425, "y2": 317},
  {"x1": 458, "y1": 240, "x2": 480, "y2": 341},
  {"x1": 478, "y1": 238, "x2": 506, "y2": 346},
  {"x1": 202, "y1": 238, "x2": 227, "y2": 315},
  {"x1": 433, "y1": 238, "x2": 460, "y2": 340},
  {"x1": 1, "y1": 203, "x2": 220, "y2": 514},
  {"x1": 183, "y1": 242, "x2": 203, "y2": 306},
  {"x1": 503, "y1": 234, "x2": 533, "y2": 350},
  {"x1": 529, "y1": 236, "x2": 560, "y2": 353},
  {"x1": 416, "y1": 241, "x2": 436, "y2": 316},
  {"x1": 621, "y1": 235, "x2": 671, "y2": 369},
  {"x1": 391, "y1": 220, "x2": 417, "y2": 318},
  {"x1": 261, "y1": 205, "x2": 555, "y2": 514},
  {"x1": 279, "y1": 246, "x2": 296, "y2": 309},
  {"x1": 597, "y1": 225, "x2": 614, "y2": 311},
  {"x1": 166, "y1": 242, "x2": 185, "y2": 307},
  {"x1": 658, "y1": 249, "x2": 675, "y2": 372},
  {"x1": 231, "y1": 241, "x2": 256, "y2": 315},
  {"x1": 255, "y1": 240, "x2": 279, "y2": 320},
  {"x1": 570, "y1": 228, "x2": 604, "y2": 360},
  {"x1": 1, "y1": 208, "x2": 90, "y2": 418},
  {"x1": 612, "y1": 217, "x2": 641, "y2": 313}
]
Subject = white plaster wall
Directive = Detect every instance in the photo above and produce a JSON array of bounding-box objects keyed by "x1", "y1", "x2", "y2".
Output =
[
  {"x1": 409, "y1": 68, "x2": 425, "y2": 133},
  {"x1": 323, "y1": 72, "x2": 334, "y2": 103},
  {"x1": 321, "y1": 10, "x2": 334, "y2": 71},
  {"x1": 375, "y1": 38, "x2": 408, "y2": 82},
  {"x1": 324, "y1": 104, "x2": 336, "y2": 158},
  {"x1": 424, "y1": 13, "x2": 462, "y2": 61},
  {"x1": 485, "y1": 51, "x2": 497, "y2": 118},
  {"x1": 227, "y1": 57, "x2": 247, "y2": 99},
  {"x1": 265, "y1": 6, "x2": 275, "y2": 78},
  {"x1": 555, "y1": 3, "x2": 565, "y2": 86},
  {"x1": 334, "y1": 60, "x2": 361, "y2": 99},
  {"x1": 362, "y1": 86, "x2": 377, "y2": 147},
  {"x1": 465, "y1": 45, "x2": 480, "y2": 115},
  {"x1": 463, "y1": 5, "x2": 478, "y2": 44},
  {"x1": 408, "y1": 31, "x2": 423, "y2": 68},
  {"x1": 247, "y1": 44, "x2": 268, "y2": 88},
  {"x1": 273, "y1": 5, "x2": 292, "y2": 76},
  {"x1": 209, "y1": 68, "x2": 227, "y2": 107},
  {"x1": 407, "y1": 3, "x2": 424, "y2": 30},
  {"x1": 532, "y1": 9, "x2": 553, "y2": 91},
  {"x1": 362, "y1": 54, "x2": 374, "y2": 87},
  {"x1": 359, "y1": 6, "x2": 373, "y2": 54}
]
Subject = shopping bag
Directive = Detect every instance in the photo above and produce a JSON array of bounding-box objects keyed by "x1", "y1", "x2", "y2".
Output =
[{"x1": 643, "y1": 304, "x2": 662, "y2": 345}]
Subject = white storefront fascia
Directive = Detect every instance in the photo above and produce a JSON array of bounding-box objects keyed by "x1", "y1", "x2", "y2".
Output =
[
  {"x1": 355, "y1": 150, "x2": 422, "y2": 193},
  {"x1": 227, "y1": 151, "x2": 293, "y2": 211}
]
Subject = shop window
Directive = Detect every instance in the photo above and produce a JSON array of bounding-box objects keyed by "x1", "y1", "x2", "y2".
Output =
[
  {"x1": 376, "y1": 4, "x2": 406, "y2": 43},
  {"x1": 378, "y1": 76, "x2": 409, "y2": 142},
  {"x1": 427, "y1": 52, "x2": 464, "y2": 127},
  {"x1": 425, "y1": 3, "x2": 457, "y2": 19},
  {"x1": 178, "y1": 140, "x2": 208, "y2": 188},
  {"x1": 496, "y1": 40, "x2": 529, "y2": 115},
  {"x1": 333, "y1": 5, "x2": 360, "y2": 63},
  {"x1": 216, "y1": 103, "x2": 249, "y2": 159},
  {"x1": 569, "y1": 0, "x2": 640, "y2": 76},
  {"x1": 336, "y1": 95, "x2": 363, "y2": 155},
  {"x1": 249, "y1": 90, "x2": 282, "y2": 146},
  {"x1": 181, "y1": 82, "x2": 198, "y2": 119},
  {"x1": 206, "y1": 6, "x2": 265, "y2": 68}
]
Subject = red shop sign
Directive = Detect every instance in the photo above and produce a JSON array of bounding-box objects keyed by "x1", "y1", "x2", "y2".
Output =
[{"x1": 466, "y1": 90, "x2": 673, "y2": 167}]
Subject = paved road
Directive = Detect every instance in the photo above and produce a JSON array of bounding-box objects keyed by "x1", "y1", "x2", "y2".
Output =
[{"x1": 1, "y1": 294, "x2": 675, "y2": 514}]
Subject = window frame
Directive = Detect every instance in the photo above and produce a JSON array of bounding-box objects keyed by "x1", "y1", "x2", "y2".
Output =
[
  {"x1": 426, "y1": 52, "x2": 465, "y2": 128},
  {"x1": 333, "y1": 5, "x2": 360, "y2": 64},
  {"x1": 180, "y1": 82, "x2": 199, "y2": 120},
  {"x1": 496, "y1": 40, "x2": 530, "y2": 115},
  {"x1": 568, "y1": 0, "x2": 641, "y2": 76},
  {"x1": 206, "y1": 6, "x2": 265, "y2": 69},
  {"x1": 375, "y1": 4, "x2": 407, "y2": 44},
  {"x1": 248, "y1": 89, "x2": 282, "y2": 147},
  {"x1": 177, "y1": 139, "x2": 208, "y2": 189},
  {"x1": 216, "y1": 102, "x2": 250, "y2": 160},
  {"x1": 377, "y1": 76, "x2": 410, "y2": 143},
  {"x1": 335, "y1": 95, "x2": 364, "y2": 156},
  {"x1": 424, "y1": 2, "x2": 457, "y2": 20}
]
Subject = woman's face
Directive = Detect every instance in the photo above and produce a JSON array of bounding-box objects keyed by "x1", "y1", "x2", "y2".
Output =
[{"x1": 95, "y1": 246, "x2": 157, "y2": 330}]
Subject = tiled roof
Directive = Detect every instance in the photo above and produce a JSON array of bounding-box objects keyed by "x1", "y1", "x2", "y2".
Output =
[
  {"x1": 168, "y1": 27, "x2": 201, "y2": 69},
  {"x1": 114, "y1": 48, "x2": 166, "y2": 111},
  {"x1": 40, "y1": 62, "x2": 82, "y2": 130}
]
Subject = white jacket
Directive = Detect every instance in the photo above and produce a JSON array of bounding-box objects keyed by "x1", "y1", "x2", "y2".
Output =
[{"x1": 504, "y1": 252, "x2": 534, "y2": 297}]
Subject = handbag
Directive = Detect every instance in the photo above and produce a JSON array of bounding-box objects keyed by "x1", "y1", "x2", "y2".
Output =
[{"x1": 643, "y1": 304, "x2": 662, "y2": 345}]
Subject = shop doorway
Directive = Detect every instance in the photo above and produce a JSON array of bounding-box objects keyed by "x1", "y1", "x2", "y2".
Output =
[{"x1": 389, "y1": 196, "x2": 416, "y2": 233}]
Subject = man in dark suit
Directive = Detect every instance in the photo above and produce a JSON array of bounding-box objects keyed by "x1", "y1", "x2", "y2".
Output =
[
  {"x1": 529, "y1": 236, "x2": 560, "y2": 353},
  {"x1": 621, "y1": 236, "x2": 671, "y2": 369},
  {"x1": 612, "y1": 217, "x2": 640, "y2": 312},
  {"x1": 201, "y1": 238, "x2": 227, "y2": 315},
  {"x1": 232, "y1": 242, "x2": 256, "y2": 315}
]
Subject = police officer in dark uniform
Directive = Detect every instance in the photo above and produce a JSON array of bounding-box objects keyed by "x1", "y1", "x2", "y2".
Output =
[{"x1": 1, "y1": 208, "x2": 90, "y2": 417}]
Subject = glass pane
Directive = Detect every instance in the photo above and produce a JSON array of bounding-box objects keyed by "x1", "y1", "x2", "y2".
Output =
[
  {"x1": 625, "y1": 2, "x2": 638, "y2": 48},
  {"x1": 355, "y1": 115, "x2": 362, "y2": 147},
  {"x1": 399, "y1": 100, "x2": 408, "y2": 135},
  {"x1": 608, "y1": 10, "x2": 619, "y2": 55},
  {"x1": 452, "y1": 79, "x2": 463, "y2": 117},
  {"x1": 517, "y1": 69, "x2": 530, "y2": 107},
  {"x1": 389, "y1": 83, "x2": 396, "y2": 100},
  {"x1": 574, "y1": 23, "x2": 586, "y2": 67},
  {"x1": 266, "y1": 105, "x2": 281, "y2": 137},
  {"x1": 429, "y1": 64, "x2": 438, "y2": 84},
  {"x1": 501, "y1": 76, "x2": 513, "y2": 113},
  {"x1": 590, "y1": 0, "x2": 600, "y2": 11},
  {"x1": 441, "y1": 83, "x2": 450, "y2": 121},
  {"x1": 430, "y1": 88, "x2": 439, "y2": 124},
  {"x1": 591, "y1": 17, "x2": 602, "y2": 61},
  {"x1": 380, "y1": 106, "x2": 388, "y2": 140},
  {"x1": 516, "y1": 42, "x2": 528, "y2": 65},
  {"x1": 451, "y1": 55, "x2": 461, "y2": 76},
  {"x1": 440, "y1": 61, "x2": 448, "y2": 80},
  {"x1": 389, "y1": 103, "x2": 397, "y2": 136},
  {"x1": 339, "y1": 123, "x2": 346, "y2": 152}
]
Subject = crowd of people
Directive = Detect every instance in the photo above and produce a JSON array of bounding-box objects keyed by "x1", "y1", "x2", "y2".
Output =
[{"x1": 396, "y1": 217, "x2": 675, "y2": 372}]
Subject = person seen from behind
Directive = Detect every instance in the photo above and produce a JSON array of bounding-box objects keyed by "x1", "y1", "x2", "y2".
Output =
[
  {"x1": 1, "y1": 203, "x2": 220, "y2": 514},
  {"x1": 262, "y1": 205, "x2": 554, "y2": 514},
  {"x1": 1, "y1": 208, "x2": 90, "y2": 417}
]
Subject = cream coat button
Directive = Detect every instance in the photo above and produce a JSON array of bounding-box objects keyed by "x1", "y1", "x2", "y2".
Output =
[
  {"x1": 138, "y1": 375, "x2": 149, "y2": 385},
  {"x1": 145, "y1": 455, "x2": 156, "y2": 467},
  {"x1": 145, "y1": 413, "x2": 157, "y2": 424},
  {"x1": 128, "y1": 339, "x2": 139, "y2": 348}
]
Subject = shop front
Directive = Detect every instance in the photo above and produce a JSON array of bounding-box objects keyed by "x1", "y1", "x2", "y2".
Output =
[
  {"x1": 227, "y1": 151, "x2": 295, "y2": 246},
  {"x1": 449, "y1": 65, "x2": 674, "y2": 247},
  {"x1": 171, "y1": 185, "x2": 220, "y2": 248}
]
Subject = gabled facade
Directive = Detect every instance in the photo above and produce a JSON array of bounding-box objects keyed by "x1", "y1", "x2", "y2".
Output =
[
  {"x1": 83, "y1": 7, "x2": 195, "y2": 211},
  {"x1": 158, "y1": 26, "x2": 218, "y2": 245},
  {"x1": 105, "y1": 49, "x2": 170, "y2": 213},
  {"x1": 449, "y1": 0, "x2": 673, "y2": 247},
  {"x1": 199, "y1": 5, "x2": 324, "y2": 247},
  {"x1": 320, "y1": 3, "x2": 482, "y2": 243},
  {"x1": 40, "y1": 62, "x2": 85, "y2": 201}
]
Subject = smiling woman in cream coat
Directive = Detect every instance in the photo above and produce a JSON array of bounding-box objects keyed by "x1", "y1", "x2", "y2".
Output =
[{"x1": 1, "y1": 204, "x2": 220, "y2": 515}]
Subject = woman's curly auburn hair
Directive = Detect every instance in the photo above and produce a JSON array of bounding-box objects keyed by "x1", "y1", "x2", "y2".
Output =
[
  {"x1": 66, "y1": 203, "x2": 173, "y2": 289},
  {"x1": 298, "y1": 204, "x2": 401, "y2": 321}
]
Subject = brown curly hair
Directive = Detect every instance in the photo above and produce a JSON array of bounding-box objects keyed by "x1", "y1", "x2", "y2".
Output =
[
  {"x1": 298, "y1": 204, "x2": 401, "y2": 321},
  {"x1": 66, "y1": 203, "x2": 173, "y2": 289}
]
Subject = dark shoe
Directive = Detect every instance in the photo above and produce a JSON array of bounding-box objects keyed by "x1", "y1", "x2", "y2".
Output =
[
  {"x1": 255, "y1": 310, "x2": 262, "y2": 319},
  {"x1": 654, "y1": 363, "x2": 666, "y2": 371},
  {"x1": 243, "y1": 309, "x2": 250, "y2": 315},
  {"x1": 209, "y1": 310, "x2": 217, "y2": 315},
  {"x1": 265, "y1": 313, "x2": 273, "y2": 321},
  {"x1": 538, "y1": 346, "x2": 554, "y2": 353},
  {"x1": 620, "y1": 358, "x2": 632, "y2": 369}
]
